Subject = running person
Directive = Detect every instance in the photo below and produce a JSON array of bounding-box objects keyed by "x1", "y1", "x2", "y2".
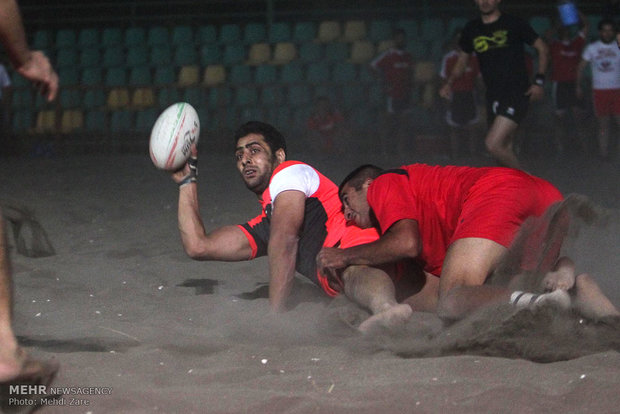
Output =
[
  {"x1": 577, "y1": 19, "x2": 620, "y2": 160},
  {"x1": 172, "y1": 121, "x2": 437, "y2": 322},
  {"x1": 439, "y1": 0, "x2": 548, "y2": 169},
  {"x1": 316, "y1": 164, "x2": 620, "y2": 325}
]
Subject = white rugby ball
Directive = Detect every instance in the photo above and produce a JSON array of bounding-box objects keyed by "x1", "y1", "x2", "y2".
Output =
[{"x1": 149, "y1": 102, "x2": 200, "y2": 171}]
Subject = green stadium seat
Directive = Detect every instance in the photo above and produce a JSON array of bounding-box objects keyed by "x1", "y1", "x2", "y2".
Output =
[
  {"x1": 292, "y1": 22, "x2": 316, "y2": 43},
  {"x1": 150, "y1": 44, "x2": 173, "y2": 66},
  {"x1": 287, "y1": 84, "x2": 312, "y2": 107},
  {"x1": 298, "y1": 42, "x2": 322, "y2": 62},
  {"x1": 158, "y1": 87, "x2": 180, "y2": 108},
  {"x1": 268, "y1": 22, "x2": 291, "y2": 43},
  {"x1": 59, "y1": 67, "x2": 79, "y2": 86},
  {"x1": 197, "y1": 25, "x2": 217, "y2": 44},
  {"x1": 174, "y1": 45, "x2": 198, "y2": 66},
  {"x1": 110, "y1": 110, "x2": 133, "y2": 132},
  {"x1": 292, "y1": 107, "x2": 311, "y2": 128},
  {"x1": 420, "y1": 18, "x2": 444, "y2": 40},
  {"x1": 200, "y1": 44, "x2": 222, "y2": 66},
  {"x1": 127, "y1": 46, "x2": 149, "y2": 67},
  {"x1": 280, "y1": 62, "x2": 304, "y2": 83},
  {"x1": 208, "y1": 87, "x2": 232, "y2": 109},
  {"x1": 135, "y1": 107, "x2": 158, "y2": 132},
  {"x1": 12, "y1": 109, "x2": 33, "y2": 133},
  {"x1": 59, "y1": 88, "x2": 81, "y2": 109},
  {"x1": 254, "y1": 65, "x2": 277, "y2": 84},
  {"x1": 219, "y1": 23, "x2": 242, "y2": 44},
  {"x1": 368, "y1": 20, "x2": 392, "y2": 42},
  {"x1": 102, "y1": 46, "x2": 125, "y2": 67},
  {"x1": 79, "y1": 48, "x2": 100, "y2": 68},
  {"x1": 324, "y1": 42, "x2": 349, "y2": 61},
  {"x1": 182, "y1": 87, "x2": 206, "y2": 109},
  {"x1": 83, "y1": 89, "x2": 105, "y2": 109},
  {"x1": 261, "y1": 85, "x2": 283, "y2": 106},
  {"x1": 332, "y1": 62, "x2": 358, "y2": 83},
  {"x1": 81, "y1": 67, "x2": 103, "y2": 85},
  {"x1": 124, "y1": 27, "x2": 146, "y2": 47},
  {"x1": 85, "y1": 110, "x2": 106, "y2": 132},
  {"x1": 78, "y1": 28, "x2": 99, "y2": 48},
  {"x1": 172, "y1": 25, "x2": 193, "y2": 45},
  {"x1": 153, "y1": 66, "x2": 176, "y2": 85},
  {"x1": 129, "y1": 65, "x2": 152, "y2": 86},
  {"x1": 397, "y1": 19, "x2": 418, "y2": 39},
  {"x1": 55, "y1": 29, "x2": 76, "y2": 48},
  {"x1": 147, "y1": 26, "x2": 170, "y2": 46},
  {"x1": 102, "y1": 27, "x2": 123, "y2": 47},
  {"x1": 105, "y1": 67, "x2": 127, "y2": 87},
  {"x1": 222, "y1": 44, "x2": 246, "y2": 65},
  {"x1": 408, "y1": 41, "x2": 426, "y2": 60},
  {"x1": 306, "y1": 62, "x2": 330, "y2": 83},
  {"x1": 341, "y1": 84, "x2": 365, "y2": 109},
  {"x1": 244, "y1": 22, "x2": 267, "y2": 44},
  {"x1": 55, "y1": 48, "x2": 78, "y2": 68},
  {"x1": 10, "y1": 89, "x2": 33, "y2": 109},
  {"x1": 234, "y1": 86, "x2": 259, "y2": 106},
  {"x1": 229, "y1": 65, "x2": 252, "y2": 84},
  {"x1": 32, "y1": 30, "x2": 52, "y2": 49}
]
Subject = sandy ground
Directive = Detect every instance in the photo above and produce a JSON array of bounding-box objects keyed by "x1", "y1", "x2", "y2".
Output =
[{"x1": 0, "y1": 146, "x2": 619, "y2": 413}]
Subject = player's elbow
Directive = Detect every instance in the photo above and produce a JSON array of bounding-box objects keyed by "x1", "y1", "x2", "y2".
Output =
[{"x1": 182, "y1": 239, "x2": 211, "y2": 260}]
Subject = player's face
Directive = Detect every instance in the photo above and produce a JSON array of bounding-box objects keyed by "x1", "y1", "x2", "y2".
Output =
[
  {"x1": 339, "y1": 182, "x2": 372, "y2": 229},
  {"x1": 475, "y1": 0, "x2": 501, "y2": 15},
  {"x1": 235, "y1": 133, "x2": 279, "y2": 195},
  {"x1": 599, "y1": 24, "x2": 616, "y2": 44}
]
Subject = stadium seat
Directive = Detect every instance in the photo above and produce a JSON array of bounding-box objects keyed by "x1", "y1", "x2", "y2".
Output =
[
  {"x1": 332, "y1": 62, "x2": 358, "y2": 83},
  {"x1": 306, "y1": 62, "x2": 330, "y2": 83},
  {"x1": 131, "y1": 87, "x2": 155, "y2": 108},
  {"x1": 153, "y1": 66, "x2": 176, "y2": 85},
  {"x1": 200, "y1": 44, "x2": 222, "y2": 66},
  {"x1": 254, "y1": 65, "x2": 277, "y2": 84},
  {"x1": 341, "y1": 84, "x2": 366, "y2": 110},
  {"x1": 83, "y1": 89, "x2": 105, "y2": 109},
  {"x1": 59, "y1": 88, "x2": 81, "y2": 109},
  {"x1": 446, "y1": 17, "x2": 469, "y2": 37},
  {"x1": 368, "y1": 20, "x2": 392, "y2": 42},
  {"x1": 183, "y1": 87, "x2": 206, "y2": 109},
  {"x1": 265, "y1": 106, "x2": 291, "y2": 129},
  {"x1": 244, "y1": 22, "x2": 267, "y2": 44},
  {"x1": 126, "y1": 46, "x2": 149, "y2": 67},
  {"x1": 408, "y1": 41, "x2": 426, "y2": 60},
  {"x1": 222, "y1": 44, "x2": 246, "y2": 66},
  {"x1": 420, "y1": 18, "x2": 444, "y2": 40},
  {"x1": 78, "y1": 28, "x2": 99, "y2": 48},
  {"x1": 229, "y1": 65, "x2": 252, "y2": 84},
  {"x1": 32, "y1": 30, "x2": 52, "y2": 49},
  {"x1": 207, "y1": 87, "x2": 232, "y2": 109},
  {"x1": 197, "y1": 25, "x2": 217, "y2": 44},
  {"x1": 287, "y1": 84, "x2": 312, "y2": 107},
  {"x1": 171, "y1": 25, "x2": 194, "y2": 45},
  {"x1": 81, "y1": 66, "x2": 102, "y2": 85},
  {"x1": 324, "y1": 42, "x2": 349, "y2": 61},
  {"x1": 203, "y1": 64, "x2": 226, "y2": 86},
  {"x1": 59, "y1": 67, "x2": 79, "y2": 86},
  {"x1": 12, "y1": 109, "x2": 33, "y2": 133},
  {"x1": 178, "y1": 65, "x2": 200, "y2": 86},
  {"x1": 397, "y1": 19, "x2": 418, "y2": 40},
  {"x1": 150, "y1": 44, "x2": 173, "y2": 66},
  {"x1": 279, "y1": 62, "x2": 304, "y2": 83},
  {"x1": 268, "y1": 22, "x2": 291, "y2": 43},
  {"x1": 147, "y1": 26, "x2": 170, "y2": 46},
  {"x1": 292, "y1": 21, "x2": 316, "y2": 43},
  {"x1": 55, "y1": 48, "x2": 78, "y2": 68},
  {"x1": 174, "y1": 45, "x2": 198, "y2": 66},
  {"x1": 246, "y1": 42, "x2": 271, "y2": 65},
  {"x1": 79, "y1": 48, "x2": 100, "y2": 68},
  {"x1": 105, "y1": 66, "x2": 127, "y2": 87},
  {"x1": 102, "y1": 46, "x2": 125, "y2": 67},
  {"x1": 107, "y1": 88, "x2": 130, "y2": 109},
  {"x1": 135, "y1": 107, "x2": 158, "y2": 132},
  {"x1": 11, "y1": 89, "x2": 33, "y2": 110},
  {"x1": 35, "y1": 110, "x2": 56, "y2": 133},
  {"x1": 61, "y1": 110, "x2": 84, "y2": 133},
  {"x1": 350, "y1": 40, "x2": 375, "y2": 64},
  {"x1": 84, "y1": 110, "x2": 106, "y2": 132},
  {"x1": 110, "y1": 110, "x2": 133, "y2": 132},
  {"x1": 298, "y1": 42, "x2": 323, "y2": 62},
  {"x1": 234, "y1": 86, "x2": 259, "y2": 107},
  {"x1": 158, "y1": 87, "x2": 180, "y2": 108},
  {"x1": 55, "y1": 29, "x2": 76, "y2": 48},
  {"x1": 341, "y1": 20, "x2": 366, "y2": 42},
  {"x1": 129, "y1": 65, "x2": 152, "y2": 86},
  {"x1": 428, "y1": 38, "x2": 444, "y2": 61},
  {"x1": 260, "y1": 85, "x2": 283, "y2": 106},
  {"x1": 124, "y1": 27, "x2": 146, "y2": 47},
  {"x1": 102, "y1": 27, "x2": 123, "y2": 47},
  {"x1": 316, "y1": 21, "x2": 340, "y2": 43},
  {"x1": 359, "y1": 66, "x2": 374, "y2": 84},
  {"x1": 270, "y1": 42, "x2": 296, "y2": 65},
  {"x1": 219, "y1": 23, "x2": 242, "y2": 44}
]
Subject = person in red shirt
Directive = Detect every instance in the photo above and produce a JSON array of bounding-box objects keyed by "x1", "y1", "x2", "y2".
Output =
[
  {"x1": 547, "y1": 11, "x2": 589, "y2": 154},
  {"x1": 370, "y1": 28, "x2": 414, "y2": 155},
  {"x1": 440, "y1": 29, "x2": 482, "y2": 158},
  {"x1": 306, "y1": 96, "x2": 351, "y2": 154},
  {"x1": 317, "y1": 164, "x2": 619, "y2": 327},
  {"x1": 172, "y1": 122, "x2": 437, "y2": 327}
]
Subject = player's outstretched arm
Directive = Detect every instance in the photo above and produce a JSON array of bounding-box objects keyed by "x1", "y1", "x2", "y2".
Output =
[{"x1": 268, "y1": 190, "x2": 306, "y2": 312}]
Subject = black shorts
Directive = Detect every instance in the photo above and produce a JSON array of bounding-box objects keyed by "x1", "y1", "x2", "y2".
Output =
[
  {"x1": 486, "y1": 90, "x2": 530, "y2": 125},
  {"x1": 552, "y1": 81, "x2": 583, "y2": 112},
  {"x1": 446, "y1": 91, "x2": 479, "y2": 127}
]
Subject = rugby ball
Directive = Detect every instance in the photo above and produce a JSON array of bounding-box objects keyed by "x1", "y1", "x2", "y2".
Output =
[{"x1": 149, "y1": 102, "x2": 200, "y2": 171}]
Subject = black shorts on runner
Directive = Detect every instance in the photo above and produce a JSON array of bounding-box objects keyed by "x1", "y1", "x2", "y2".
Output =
[{"x1": 486, "y1": 90, "x2": 530, "y2": 125}]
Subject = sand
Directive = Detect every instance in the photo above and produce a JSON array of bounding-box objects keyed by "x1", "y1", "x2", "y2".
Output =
[{"x1": 1, "y1": 148, "x2": 619, "y2": 413}]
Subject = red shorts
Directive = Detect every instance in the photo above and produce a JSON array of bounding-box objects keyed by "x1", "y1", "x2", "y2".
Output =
[
  {"x1": 593, "y1": 89, "x2": 620, "y2": 117},
  {"x1": 450, "y1": 169, "x2": 563, "y2": 249}
]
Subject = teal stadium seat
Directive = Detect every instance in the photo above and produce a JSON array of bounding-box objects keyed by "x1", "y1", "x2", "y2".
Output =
[
  {"x1": 359, "y1": 66, "x2": 374, "y2": 84},
  {"x1": 229, "y1": 65, "x2": 252, "y2": 84},
  {"x1": 287, "y1": 84, "x2": 312, "y2": 107},
  {"x1": 306, "y1": 62, "x2": 330, "y2": 83},
  {"x1": 420, "y1": 18, "x2": 444, "y2": 40},
  {"x1": 82, "y1": 67, "x2": 105, "y2": 109},
  {"x1": 103, "y1": 46, "x2": 125, "y2": 67},
  {"x1": 12, "y1": 110, "x2": 33, "y2": 133},
  {"x1": 332, "y1": 62, "x2": 358, "y2": 83},
  {"x1": 153, "y1": 66, "x2": 176, "y2": 85},
  {"x1": 219, "y1": 24, "x2": 242, "y2": 44},
  {"x1": 55, "y1": 29, "x2": 76, "y2": 48},
  {"x1": 83, "y1": 89, "x2": 105, "y2": 109},
  {"x1": 150, "y1": 45, "x2": 173, "y2": 67},
  {"x1": 529, "y1": 16, "x2": 551, "y2": 36},
  {"x1": 105, "y1": 67, "x2": 127, "y2": 87},
  {"x1": 59, "y1": 67, "x2": 79, "y2": 86},
  {"x1": 341, "y1": 84, "x2": 365, "y2": 109},
  {"x1": 208, "y1": 87, "x2": 232, "y2": 109},
  {"x1": 147, "y1": 26, "x2": 170, "y2": 46},
  {"x1": 397, "y1": 19, "x2": 418, "y2": 40},
  {"x1": 110, "y1": 110, "x2": 133, "y2": 132},
  {"x1": 55, "y1": 48, "x2": 78, "y2": 68},
  {"x1": 129, "y1": 65, "x2": 152, "y2": 86},
  {"x1": 368, "y1": 20, "x2": 392, "y2": 42},
  {"x1": 81, "y1": 67, "x2": 103, "y2": 85},
  {"x1": 293, "y1": 22, "x2": 316, "y2": 43},
  {"x1": 172, "y1": 25, "x2": 193, "y2": 45},
  {"x1": 11, "y1": 89, "x2": 33, "y2": 109},
  {"x1": 200, "y1": 44, "x2": 222, "y2": 66},
  {"x1": 79, "y1": 48, "x2": 100, "y2": 68},
  {"x1": 197, "y1": 25, "x2": 217, "y2": 44},
  {"x1": 235, "y1": 86, "x2": 259, "y2": 107},
  {"x1": 182, "y1": 87, "x2": 206, "y2": 109},
  {"x1": 446, "y1": 17, "x2": 469, "y2": 36},
  {"x1": 32, "y1": 30, "x2": 52, "y2": 49},
  {"x1": 174, "y1": 45, "x2": 198, "y2": 66},
  {"x1": 268, "y1": 22, "x2": 291, "y2": 43},
  {"x1": 280, "y1": 62, "x2": 304, "y2": 83},
  {"x1": 77, "y1": 28, "x2": 99, "y2": 48},
  {"x1": 126, "y1": 46, "x2": 149, "y2": 67},
  {"x1": 298, "y1": 42, "x2": 323, "y2": 62},
  {"x1": 254, "y1": 65, "x2": 277, "y2": 84},
  {"x1": 265, "y1": 106, "x2": 291, "y2": 128},
  {"x1": 244, "y1": 22, "x2": 267, "y2": 44},
  {"x1": 102, "y1": 27, "x2": 123, "y2": 47},
  {"x1": 59, "y1": 69, "x2": 81, "y2": 109},
  {"x1": 408, "y1": 41, "x2": 426, "y2": 60},
  {"x1": 135, "y1": 108, "x2": 158, "y2": 132},
  {"x1": 261, "y1": 85, "x2": 283, "y2": 106},
  {"x1": 124, "y1": 27, "x2": 146, "y2": 47},
  {"x1": 222, "y1": 44, "x2": 246, "y2": 66},
  {"x1": 158, "y1": 87, "x2": 180, "y2": 108},
  {"x1": 324, "y1": 42, "x2": 349, "y2": 61},
  {"x1": 85, "y1": 110, "x2": 106, "y2": 132}
]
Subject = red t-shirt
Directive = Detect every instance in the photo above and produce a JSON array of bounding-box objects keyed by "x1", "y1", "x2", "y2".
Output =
[
  {"x1": 439, "y1": 50, "x2": 480, "y2": 92},
  {"x1": 550, "y1": 33, "x2": 586, "y2": 82},
  {"x1": 307, "y1": 111, "x2": 345, "y2": 137},
  {"x1": 370, "y1": 48, "x2": 414, "y2": 99}
]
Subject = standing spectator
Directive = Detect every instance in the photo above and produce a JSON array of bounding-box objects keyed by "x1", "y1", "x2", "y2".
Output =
[
  {"x1": 547, "y1": 11, "x2": 589, "y2": 154},
  {"x1": 439, "y1": 29, "x2": 482, "y2": 158},
  {"x1": 577, "y1": 19, "x2": 620, "y2": 160},
  {"x1": 0, "y1": 63, "x2": 11, "y2": 149},
  {"x1": 440, "y1": 0, "x2": 548, "y2": 169},
  {"x1": 306, "y1": 96, "x2": 351, "y2": 154},
  {"x1": 370, "y1": 28, "x2": 414, "y2": 155}
]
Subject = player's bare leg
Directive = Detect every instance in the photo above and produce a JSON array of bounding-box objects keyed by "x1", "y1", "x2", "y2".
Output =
[
  {"x1": 572, "y1": 273, "x2": 620, "y2": 320},
  {"x1": 485, "y1": 116, "x2": 520, "y2": 169}
]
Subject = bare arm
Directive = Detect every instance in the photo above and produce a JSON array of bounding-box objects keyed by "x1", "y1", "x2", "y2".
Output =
[
  {"x1": 317, "y1": 219, "x2": 421, "y2": 272},
  {"x1": 439, "y1": 51, "x2": 469, "y2": 99},
  {"x1": 268, "y1": 190, "x2": 305, "y2": 312},
  {"x1": 524, "y1": 37, "x2": 548, "y2": 101},
  {"x1": 575, "y1": 58, "x2": 588, "y2": 99}
]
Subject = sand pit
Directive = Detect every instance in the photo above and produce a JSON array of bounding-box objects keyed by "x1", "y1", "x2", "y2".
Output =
[{"x1": 1, "y1": 150, "x2": 619, "y2": 413}]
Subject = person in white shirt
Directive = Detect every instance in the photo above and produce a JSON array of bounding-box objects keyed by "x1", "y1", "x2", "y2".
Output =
[{"x1": 577, "y1": 19, "x2": 620, "y2": 160}]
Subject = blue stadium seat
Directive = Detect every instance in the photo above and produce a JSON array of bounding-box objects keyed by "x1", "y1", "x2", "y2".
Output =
[
  {"x1": 222, "y1": 44, "x2": 246, "y2": 66},
  {"x1": 182, "y1": 87, "x2": 206, "y2": 109},
  {"x1": 219, "y1": 24, "x2": 242, "y2": 44},
  {"x1": 55, "y1": 29, "x2": 76, "y2": 48},
  {"x1": 150, "y1": 44, "x2": 173, "y2": 67},
  {"x1": 324, "y1": 42, "x2": 349, "y2": 61},
  {"x1": 158, "y1": 87, "x2": 180, "y2": 108},
  {"x1": 197, "y1": 25, "x2": 217, "y2": 44},
  {"x1": 81, "y1": 67, "x2": 103, "y2": 85},
  {"x1": 287, "y1": 84, "x2": 312, "y2": 107},
  {"x1": 280, "y1": 62, "x2": 304, "y2": 83},
  {"x1": 153, "y1": 67, "x2": 176, "y2": 85},
  {"x1": 420, "y1": 18, "x2": 444, "y2": 40},
  {"x1": 229, "y1": 65, "x2": 252, "y2": 84},
  {"x1": 78, "y1": 28, "x2": 99, "y2": 48},
  {"x1": 254, "y1": 65, "x2": 277, "y2": 84},
  {"x1": 59, "y1": 67, "x2": 79, "y2": 86},
  {"x1": 397, "y1": 19, "x2": 418, "y2": 40},
  {"x1": 102, "y1": 46, "x2": 125, "y2": 67},
  {"x1": 298, "y1": 42, "x2": 322, "y2": 63},
  {"x1": 12, "y1": 110, "x2": 33, "y2": 133},
  {"x1": 10, "y1": 89, "x2": 33, "y2": 109},
  {"x1": 174, "y1": 45, "x2": 198, "y2": 66},
  {"x1": 102, "y1": 27, "x2": 123, "y2": 47},
  {"x1": 261, "y1": 85, "x2": 283, "y2": 106},
  {"x1": 306, "y1": 62, "x2": 330, "y2": 83},
  {"x1": 332, "y1": 62, "x2": 358, "y2": 83},
  {"x1": 234, "y1": 86, "x2": 259, "y2": 106},
  {"x1": 529, "y1": 16, "x2": 551, "y2": 36},
  {"x1": 172, "y1": 25, "x2": 194, "y2": 45},
  {"x1": 147, "y1": 26, "x2": 170, "y2": 46},
  {"x1": 85, "y1": 110, "x2": 106, "y2": 132},
  {"x1": 110, "y1": 110, "x2": 133, "y2": 132},
  {"x1": 79, "y1": 48, "x2": 100, "y2": 68},
  {"x1": 135, "y1": 107, "x2": 158, "y2": 132},
  {"x1": 129, "y1": 65, "x2": 152, "y2": 86},
  {"x1": 126, "y1": 46, "x2": 149, "y2": 67},
  {"x1": 32, "y1": 30, "x2": 52, "y2": 49},
  {"x1": 292, "y1": 22, "x2": 316, "y2": 43},
  {"x1": 208, "y1": 87, "x2": 232, "y2": 109},
  {"x1": 200, "y1": 44, "x2": 222, "y2": 66},
  {"x1": 124, "y1": 27, "x2": 146, "y2": 47},
  {"x1": 55, "y1": 48, "x2": 78, "y2": 68},
  {"x1": 268, "y1": 22, "x2": 291, "y2": 43},
  {"x1": 105, "y1": 67, "x2": 127, "y2": 87},
  {"x1": 341, "y1": 84, "x2": 366, "y2": 109},
  {"x1": 244, "y1": 22, "x2": 267, "y2": 44},
  {"x1": 83, "y1": 89, "x2": 105, "y2": 109}
]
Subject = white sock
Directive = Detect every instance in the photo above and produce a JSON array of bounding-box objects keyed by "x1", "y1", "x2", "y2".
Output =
[{"x1": 510, "y1": 290, "x2": 571, "y2": 310}]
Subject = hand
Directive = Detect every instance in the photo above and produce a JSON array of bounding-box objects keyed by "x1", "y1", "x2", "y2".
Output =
[
  {"x1": 439, "y1": 83, "x2": 452, "y2": 100},
  {"x1": 316, "y1": 247, "x2": 349, "y2": 274},
  {"x1": 171, "y1": 144, "x2": 198, "y2": 185},
  {"x1": 525, "y1": 84, "x2": 544, "y2": 102},
  {"x1": 15, "y1": 51, "x2": 58, "y2": 102}
]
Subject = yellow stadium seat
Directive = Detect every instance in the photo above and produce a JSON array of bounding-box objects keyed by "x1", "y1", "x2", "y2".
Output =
[
  {"x1": 203, "y1": 64, "x2": 226, "y2": 86},
  {"x1": 316, "y1": 21, "x2": 340, "y2": 43},
  {"x1": 178, "y1": 65, "x2": 200, "y2": 86},
  {"x1": 341, "y1": 20, "x2": 366, "y2": 42},
  {"x1": 270, "y1": 42, "x2": 296, "y2": 65},
  {"x1": 61, "y1": 110, "x2": 84, "y2": 133},
  {"x1": 107, "y1": 88, "x2": 130, "y2": 109},
  {"x1": 35, "y1": 110, "x2": 56, "y2": 133},
  {"x1": 376, "y1": 39, "x2": 395, "y2": 53},
  {"x1": 246, "y1": 42, "x2": 271, "y2": 65},
  {"x1": 131, "y1": 88, "x2": 156, "y2": 108},
  {"x1": 414, "y1": 61, "x2": 436, "y2": 83},
  {"x1": 349, "y1": 40, "x2": 375, "y2": 63}
]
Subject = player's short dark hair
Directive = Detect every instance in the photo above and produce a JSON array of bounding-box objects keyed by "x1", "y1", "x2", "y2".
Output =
[
  {"x1": 233, "y1": 121, "x2": 287, "y2": 155},
  {"x1": 598, "y1": 18, "x2": 616, "y2": 31},
  {"x1": 339, "y1": 164, "x2": 384, "y2": 199}
]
